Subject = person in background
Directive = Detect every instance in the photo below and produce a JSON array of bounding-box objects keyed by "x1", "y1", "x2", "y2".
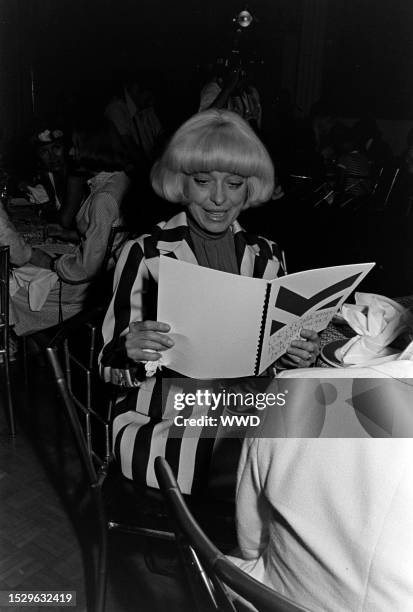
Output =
[
  {"x1": 335, "y1": 127, "x2": 373, "y2": 207},
  {"x1": 230, "y1": 436, "x2": 413, "y2": 612},
  {"x1": 104, "y1": 73, "x2": 169, "y2": 232},
  {"x1": 19, "y1": 127, "x2": 87, "y2": 228},
  {"x1": 353, "y1": 116, "x2": 393, "y2": 173},
  {"x1": 31, "y1": 128, "x2": 67, "y2": 210},
  {"x1": 0, "y1": 200, "x2": 32, "y2": 267},
  {"x1": 10, "y1": 119, "x2": 130, "y2": 336},
  {"x1": 99, "y1": 109, "x2": 319, "y2": 499},
  {"x1": 199, "y1": 62, "x2": 262, "y2": 132},
  {"x1": 105, "y1": 75, "x2": 164, "y2": 173}
]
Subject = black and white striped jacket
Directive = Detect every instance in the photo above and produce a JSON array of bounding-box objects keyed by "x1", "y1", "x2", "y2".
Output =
[{"x1": 99, "y1": 211, "x2": 285, "y2": 494}]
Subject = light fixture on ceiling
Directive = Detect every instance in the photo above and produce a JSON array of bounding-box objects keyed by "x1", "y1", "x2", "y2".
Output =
[{"x1": 234, "y1": 9, "x2": 254, "y2": 29}]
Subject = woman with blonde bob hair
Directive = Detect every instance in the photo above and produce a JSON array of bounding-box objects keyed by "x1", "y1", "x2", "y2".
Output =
[
  {"x1": 151, "y1": 109, "x2": 274, "y2": 207},
  {"x1": 100, "y1": 109, "x2": 320, "y2": 498}
]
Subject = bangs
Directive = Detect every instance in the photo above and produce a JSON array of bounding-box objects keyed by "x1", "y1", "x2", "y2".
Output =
[
  {"x1": 169, "y1": 127, "x2": 267, "y2": 178},
  {"x1": 152, "y1": 109, "x2": 275, "y2": 206}
]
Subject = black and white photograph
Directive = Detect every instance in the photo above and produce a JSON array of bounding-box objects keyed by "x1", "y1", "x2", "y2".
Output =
[{"x1": 1, "y1": 1, "x2": 413, "y2": 610}]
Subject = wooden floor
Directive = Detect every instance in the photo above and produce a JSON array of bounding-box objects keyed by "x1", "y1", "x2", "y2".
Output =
[
  {"x1": 0, "y1": 359, "x2": 192, "y2": 612},
  {"x1": 0, "y1": 424, "x2": 85, "y2": 611}
]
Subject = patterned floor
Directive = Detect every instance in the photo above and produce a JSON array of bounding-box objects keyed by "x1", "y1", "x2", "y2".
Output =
[
  {"x1": 0, "y1": 361, "x2": 191, "y2": 612},
  {"x1": 0, "y1": 390, "x2": 87, "y2": 612}
]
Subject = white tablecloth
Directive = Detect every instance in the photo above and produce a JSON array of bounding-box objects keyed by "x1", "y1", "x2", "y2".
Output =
[{"x1": 10, "y1": 265, "x2": 58, "y2": 311}]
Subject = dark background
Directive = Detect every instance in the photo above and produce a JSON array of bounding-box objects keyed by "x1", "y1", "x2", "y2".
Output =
[
  {"x1": 323, "y1": 0, "x2": 413, "y2": 118},
  {"x1": 1, "y1": 0, "x2": 413, "y2": 153},
  {"x1": 0, "y1": 0, "x2": 298, "y2": 144}
]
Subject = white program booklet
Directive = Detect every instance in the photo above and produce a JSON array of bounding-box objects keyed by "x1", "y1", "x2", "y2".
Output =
[{"x1": 157, "y1": 257, "x2": 375, "y2": 379}]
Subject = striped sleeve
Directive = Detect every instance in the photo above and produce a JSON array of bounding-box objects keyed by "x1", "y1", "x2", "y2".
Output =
[{"x1": 99, "y1": 237, "x2": 148, "y2": 386}]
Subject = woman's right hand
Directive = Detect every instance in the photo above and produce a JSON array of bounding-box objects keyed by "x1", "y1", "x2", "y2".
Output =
[{"x1": 125, "y1": 320, "x2": 174, "y2": 362}]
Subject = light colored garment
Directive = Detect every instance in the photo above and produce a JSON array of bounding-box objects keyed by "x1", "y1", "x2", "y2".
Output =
[
  {"x1": 199, "y1": 81, "x2": 262, "y2": 129},
  {"x1": 9, "y1": 265, "x2": 58, "y2": 311},
  {"x1": 230, "y1": 436, "x2": 413, "y2": 611},
  {"x1": 199, "y1": 81, "x2": 222, "y2": 111},
  {"x1": 0, "y1": 202, "x2": 32, "y2": 266},
  {"x1": 26, "y1": 184, "x2": 49, "y2": 204},
  {"x1": 11, "y1": 171, "x2": 129, "y2": 335},
  {"x1": 55, "y1": 171, "x2": 129, "y2": 284}
]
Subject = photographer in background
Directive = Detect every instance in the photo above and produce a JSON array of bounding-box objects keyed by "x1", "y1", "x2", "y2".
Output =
[{"x1": 199, "y1": 60, "x2": 262, "y2": 132}]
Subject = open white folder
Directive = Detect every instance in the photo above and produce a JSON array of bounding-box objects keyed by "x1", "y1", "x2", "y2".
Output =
[{"x1": 157, "y1": 257, "x2": 374, "y2": 379}]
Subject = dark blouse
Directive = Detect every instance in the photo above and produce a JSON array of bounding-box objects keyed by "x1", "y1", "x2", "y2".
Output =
[{"x1": 187, "y1": 216, "x2": 239, "y2": 275}]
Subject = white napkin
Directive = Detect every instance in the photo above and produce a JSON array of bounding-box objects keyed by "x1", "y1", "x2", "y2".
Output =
[
  {"x1": 143, "y1": 349, "x2": 166, "y2": 377},
  {"x1": 398, "y1": 339, "x2": 413, "y2": 361},
  {"x1": 10, "y1": 264, "x2": 59, "y2": 310},
  {"x1": 26, "y1": 184, "x2": 49, "y2": 204},
  {"x1": 335, "y1": 292, "x2": 413, "y2": 365}
]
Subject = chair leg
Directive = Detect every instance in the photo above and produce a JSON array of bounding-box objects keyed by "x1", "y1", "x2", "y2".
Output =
[
  {"x1": 95, "y1": 537, "x2": 108, "y2": 612},
  {"x1": 3, "y1": 350, "x2": 16, "y2": 437},
  {"x1": 94, "y1": 489, "x2": 108, "y2": 612},
  {"x1": 22, "y1": 336, "x2": 29, "y2": 390}
]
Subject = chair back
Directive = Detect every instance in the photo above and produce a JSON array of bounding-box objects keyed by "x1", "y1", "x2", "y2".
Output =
[
  {"x1": 155, "y1": 456, "x2": 309, "y2": 612},
  {"x1": 85, "y1": 225, "x2": 130, "y2": 310},
  {"x1": 47, "y1": 342, "x2": 99, "y2": 485},
  {"x1": 0, "y1": 245, "x2": 15, "y2": 435},
  {"x1": 0, "y1": 244, "x2": 10, "y2": 328},
  {"x1": 46, "y1": 307, "x2": 112, "y2": 477},
  {"x1": 101, "y1": 225, "x2": 130, "y2": 273},
  {"x1": 46, "y1": 309, "x2": 121, "y2": 612}
]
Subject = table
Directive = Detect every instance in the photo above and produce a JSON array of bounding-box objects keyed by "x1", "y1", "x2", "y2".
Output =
[
  {"x1": 35, "y1": 240, "x2": 76, "y2": 256},
  {"x1": 8, "y1": 202, "x2": 48, "y2": 245},
  {"x1": 8, "y1": 201, "x2": 75, "y2": 255}
]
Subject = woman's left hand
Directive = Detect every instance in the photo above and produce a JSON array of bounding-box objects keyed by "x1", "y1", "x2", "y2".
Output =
[{"x1": 278, "y1": 329, "x2": 321, "y2": 369}]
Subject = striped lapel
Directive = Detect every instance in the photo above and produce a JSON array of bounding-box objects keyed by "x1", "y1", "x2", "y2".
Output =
[
  {"x1": 155, "y1": 212, "x2": 198, "y2": 264},
  {"x1": 145, "y1": 211, "x2": 277, "y2": 280},
  {"x1": 232, "y1": 221, "x2": 278, "y2": 279},
  {"x1": 145, "y1": 212, "x2": 197, "y2": 280}
]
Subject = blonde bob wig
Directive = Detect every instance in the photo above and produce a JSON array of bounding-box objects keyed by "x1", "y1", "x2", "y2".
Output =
[{"x1": 151, "y1": 109, "x2": 274, "y2": 208}]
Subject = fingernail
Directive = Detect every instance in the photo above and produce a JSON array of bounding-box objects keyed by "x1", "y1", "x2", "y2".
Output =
[{"x1": 166, "y1": 339, "x2": 174, "y2": 346}]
